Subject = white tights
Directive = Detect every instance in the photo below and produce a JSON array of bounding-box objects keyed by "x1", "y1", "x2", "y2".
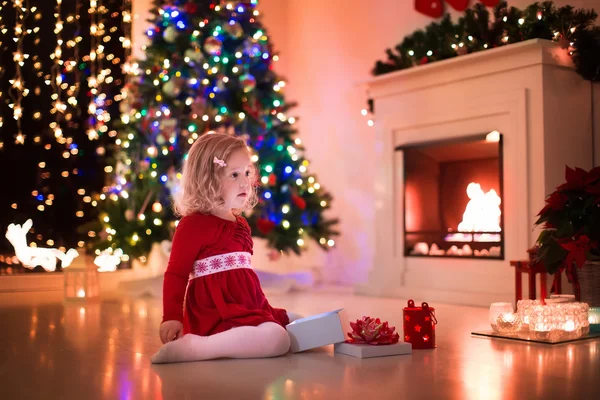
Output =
[{"x1": 151, "y1": 322, "x2": 291, "y2": 364}]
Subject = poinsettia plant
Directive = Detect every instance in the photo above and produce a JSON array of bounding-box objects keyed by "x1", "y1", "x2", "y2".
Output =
[{"x1": 535, "y1": 166, "x2": 600, "y2": 275}]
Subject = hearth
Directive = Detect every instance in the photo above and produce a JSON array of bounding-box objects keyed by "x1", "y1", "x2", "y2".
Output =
[{"x1": 400, "y1": 132, "x2": 504, "y2": 259}]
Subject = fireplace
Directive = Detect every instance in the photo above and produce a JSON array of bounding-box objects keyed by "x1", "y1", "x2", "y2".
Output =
[
  {"x1": 359, "y1": 39, "x2": 593, "y2": 306},
  {"x1": 401, "y1": 132, "x2": 504, "y2": 259}
]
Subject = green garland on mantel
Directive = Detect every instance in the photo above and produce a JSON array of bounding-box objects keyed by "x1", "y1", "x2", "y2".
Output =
[{"x1": 373, "y1": 1, "x2": 600, "y2": 83}]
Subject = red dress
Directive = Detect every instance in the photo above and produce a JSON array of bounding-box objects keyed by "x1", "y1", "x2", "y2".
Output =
[{"x1": 162, "y1": 213, "x2": 290, "y2": 336}]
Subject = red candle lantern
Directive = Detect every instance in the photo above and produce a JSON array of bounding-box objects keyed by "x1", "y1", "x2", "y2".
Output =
[{"x1": 403, "y1": 299, "x2": 437, "y2": 349}]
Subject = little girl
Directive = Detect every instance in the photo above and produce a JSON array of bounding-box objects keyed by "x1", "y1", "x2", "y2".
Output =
[{"x1": 151, "y1": 133, "x2": 292, "y2": 363}]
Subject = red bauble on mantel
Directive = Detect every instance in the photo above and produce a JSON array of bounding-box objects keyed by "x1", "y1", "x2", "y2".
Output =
[
  {"x1": 445, "y1": 0, "x2": 469, "y2": 11},
  {"x1": 416, "y1": 0, "x2": 501, "y2": 19},
  {"x1": 403, "y1": 299, "x2": 437, "y2": 349},
  {"x1": 415, "y1": 0, "x2": 443, "y2": 19}
]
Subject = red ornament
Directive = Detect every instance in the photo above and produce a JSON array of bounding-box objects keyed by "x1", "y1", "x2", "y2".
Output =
[
  {"x1": 479, "y1": 0, "x2": 500, "y2": 6},
  {"x1": 256, "y1": 218, "x2": 275, "y2": 235},
  {"x1": 184, "y1": 2, "x2": 198, "y2": 14},
  {"x1": 419, "y1": 56, "x2": 429, "y2": 65},
  {"x1": 346, "y1": 316, "x2": 400, "y2": 345},
  {"x1": 292, "y1": 194, "x2": 306, "y2": 210},
  {"x1": 445, "y1": 0, "x2": 468, "y2": 11},
  {"x1": 267, "y1": 249, "x2": 282, "y2": 261},
  {"x1": 403, "y1": 299, "x2": 437, "y2": 349},
  {"x1": 415, "y1": 0, "x2": 443, "y2": 18},
  {"x1": 242, "y1": 98, "x2": 266, "y2": 129},
  {"x1": 268, "y1": 173, "x2": 276, "y2": 186}
]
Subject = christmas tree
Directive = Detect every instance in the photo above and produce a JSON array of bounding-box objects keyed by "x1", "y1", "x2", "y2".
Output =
[{"x1": 92, "y1": 0, "x2": 339, "y2": 263}]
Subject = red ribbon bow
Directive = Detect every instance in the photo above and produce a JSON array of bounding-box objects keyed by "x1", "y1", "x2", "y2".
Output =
[{"x1": 346, "y1": 316, "x2": 400, "y2": 345}]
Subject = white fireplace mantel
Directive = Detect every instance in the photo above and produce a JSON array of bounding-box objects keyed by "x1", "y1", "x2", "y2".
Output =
[{"x1": 358, "y1": 39, "x2": 593, "y2": 307}]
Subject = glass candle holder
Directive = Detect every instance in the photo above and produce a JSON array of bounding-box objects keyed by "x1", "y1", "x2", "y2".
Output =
[
  {"x1": 516, "y1": 299, "x2": 542, "y2": 329},
  {"x1": 530, "y1": 305, "x2": 554, "y2": 339},
  {"x1": 489, "y1": 302, "x2": 514, "y2": 332},
  {"x1": 530, "y1": 303, "x2": 587, "y2": 340},
  {"x1": 589, "y1": 307, "x2": 600, "y2": 333},
  {"x1": 496, "y1": 312, "x2": 522, "y2": 333}
]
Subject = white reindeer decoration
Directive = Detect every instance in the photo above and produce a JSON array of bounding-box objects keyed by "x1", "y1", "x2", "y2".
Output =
[
  {"x1": 5, "y1": 219, "x2": 79, "y2": 272},
  {"x1": 94, "y1": 248, "x2": 124, "y2": 272}
]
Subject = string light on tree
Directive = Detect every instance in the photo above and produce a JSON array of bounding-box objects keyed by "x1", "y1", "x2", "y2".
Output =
[
  {"x1": 0, "y1": 0, "x2": 9, "y2": 148},
  {"x1": 9, "y1": 0, "x2": 29, "y2": 144}
]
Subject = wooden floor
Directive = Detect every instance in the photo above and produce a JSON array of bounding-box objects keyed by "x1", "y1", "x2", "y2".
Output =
[{"x1": 1, "y1": 288, "x2": 599, "y2": 399}]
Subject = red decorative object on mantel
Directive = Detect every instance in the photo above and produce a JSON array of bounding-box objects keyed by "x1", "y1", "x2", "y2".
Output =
[
  {"x1": 346, "y1": 316, "x2": 400, "y2": 345},
  {"x1": 445, "y1": 0, "x2": 469, "y2": 11},
  {"x1": 403, "y1": 300, "x2": 437, "y2": 349},
  {"x1": 415, "y1": 0, "x2": 501, "y2": 18},
  {"x1": 415, "y1": 0, "x2": 443, "y2": 19}
]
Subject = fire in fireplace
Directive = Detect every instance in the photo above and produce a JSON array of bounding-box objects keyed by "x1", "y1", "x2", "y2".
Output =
[{"x1": 399, "y1": 132, "x2": 504, "y2": 259}]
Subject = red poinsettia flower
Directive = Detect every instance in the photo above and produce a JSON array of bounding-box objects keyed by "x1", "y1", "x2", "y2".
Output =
[
  {"x1": 557, "y1": 166, "x2": 600, "y2": 192},
  {"x1": 346, "y1": 316, "x2": 400, "y2": 345},
  {"x1": 537, "y1": 191, "x2": 569, "y2": 216},
  {"x1": 557, "y1": 235, "x2": 595, "y2": 269}
]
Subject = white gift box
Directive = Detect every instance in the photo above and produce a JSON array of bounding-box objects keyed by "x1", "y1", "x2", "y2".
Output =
[
  {"x1": 334, "y1": 341, "x2": 412, "y2": 358},
  {"x1": 286, "y1": 308, "x2": 349, "y2": 353}
]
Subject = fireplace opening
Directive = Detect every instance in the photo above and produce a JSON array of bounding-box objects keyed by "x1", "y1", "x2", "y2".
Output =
[{"x1": 398, "y1": 132, "x2": 504, "y2": 259}]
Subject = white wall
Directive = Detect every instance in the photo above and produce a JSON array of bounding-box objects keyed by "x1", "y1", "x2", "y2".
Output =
[{"x1": 131, "y1": 0, "x2": 600, "y2": 285}]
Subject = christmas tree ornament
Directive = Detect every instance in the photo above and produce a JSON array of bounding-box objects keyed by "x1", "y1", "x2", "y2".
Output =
[
  {"x1": 257, "y1": 218, "x2": 275, "y2": 235},
  {"x1": 225, "y1": 21, "x2": 244, "y2": 38},
  {"x1": 204, "y1": 36, "x2": 223, "y2": 55},
  {"x1": 125, "y1": 210, "x2": 134, "y2": 222},
  {"x1": 190, "y1": 96, "x2": 206, "y2": 115},
  {"x1": 292, "y1": 194, "x2": 306, "y2": 210},
  {"x1": 268, "y1": 173, "x2": 276, "y2": 186},
  {"x1": 162, "y1": 79, "x2": 180, "y2": 97},
  {"x1": 160, "y1": 118, "x2": 178, "y2": 137},
  {"x1": 184, "y1": 1, "x2": 198, "y2": 14},
  {"x1": 184, "y1": 48, "x2": 203, "y2": 63},
  {"x1": 239, "y1": 73, "x2": 256, "y2": 93},
  {"x1": 163, "y1": 26, "x2": 178, "y2": 43},
  {"x1": 244, "y1": 38, "x2": 262, "y2": 57},
  {"x1": 267, "y1": 249, "x2": 281, "y2": 261}
]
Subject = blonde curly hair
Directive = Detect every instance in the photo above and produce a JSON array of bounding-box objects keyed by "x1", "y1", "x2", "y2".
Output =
[{"x1": 173, "y1": 132, "x2": 258, "y2": 217}]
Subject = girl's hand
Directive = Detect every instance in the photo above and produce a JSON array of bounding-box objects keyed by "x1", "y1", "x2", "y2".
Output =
[{"x1": 159, "y1": 320, "x2": 183, "y2": 344}]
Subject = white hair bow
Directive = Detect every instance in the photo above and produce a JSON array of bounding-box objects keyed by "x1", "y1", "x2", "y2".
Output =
[{"x1": 213, "y1": 157, "x2": 227, "y2": 167}]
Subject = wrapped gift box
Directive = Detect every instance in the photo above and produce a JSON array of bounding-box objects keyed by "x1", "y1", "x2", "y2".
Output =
[
  {"x1": 286, "y1": 309, "x2": 349, "y2": 353},
  {"x1": 334, "y1": 341, "x2": 412, "y2": 358}
]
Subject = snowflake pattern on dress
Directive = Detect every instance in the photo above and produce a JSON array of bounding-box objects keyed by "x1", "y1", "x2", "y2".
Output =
[
  {"x1": 225, "y1": 255, "x2": 237, "y2": 267},
  {"x1": 210, "y1": 258, "x2": 223, "y2": 271},
  {"x1": 197, "y1": 261, "x2": 208, "y2": 273},
  {"x1": 191, "y1": 252, "x2": 252, "y2": 279}
]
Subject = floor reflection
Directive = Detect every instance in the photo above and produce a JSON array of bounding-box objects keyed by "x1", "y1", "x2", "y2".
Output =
[{"x1": 1, "y1": 291, "x2": 599, "y2": 399}]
